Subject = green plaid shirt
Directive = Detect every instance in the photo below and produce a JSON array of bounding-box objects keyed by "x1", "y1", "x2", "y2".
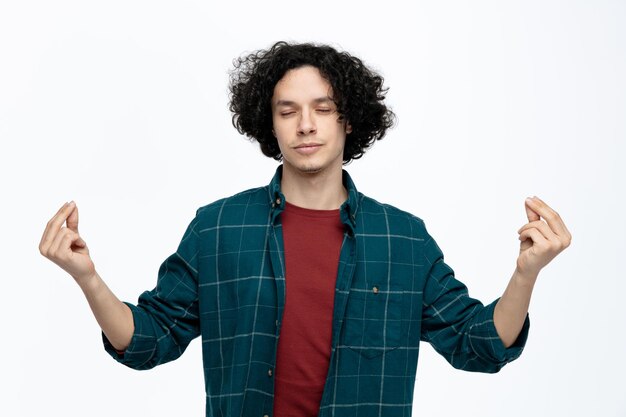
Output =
[{"x1": 104, "y1": 165, "x2": 530, "y2": 416}]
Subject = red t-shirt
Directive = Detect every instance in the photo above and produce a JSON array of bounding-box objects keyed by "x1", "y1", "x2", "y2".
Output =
[{"x1": 273, "y1": 201, "x2": 345, "y2": 416}]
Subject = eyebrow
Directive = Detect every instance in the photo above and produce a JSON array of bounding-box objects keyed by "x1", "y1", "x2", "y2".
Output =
[{"x1": 274, "y1": 97, "x2": 334, "y2": 107}]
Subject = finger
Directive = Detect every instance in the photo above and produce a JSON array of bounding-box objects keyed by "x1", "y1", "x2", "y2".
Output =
[
  {"x1": 525, "y1": 196, "x2": 570, "y2": 238},
  {"x1": 49, "y1": 227, "x2": 82, "y2": 261},
  {"x1": 66, "y1": 203, "x2": 79, "y2": 233},
  {"x1": 73, "y1": 235, "x2": 87, "y2": 249},
  {"x1": 524, "y1": 198, "x2": 540, "y2": 222},
  {"x1": 40, "y1": 202, "x2": 68, "y2": 251},
  {"x1": 518, "y1": 220, "x2": 558, "y2": 242},
  {"x1": 40, "y1": 201, "x2": 76, "y2": 252},
  {"x1": 64, "y1": 229, "x2": 86, "y2": 251},
  {"x1": 519, "y1": 227, "x2": 549, "y2": 247},
  {"x1": 48, "y1": 227, "x2": 72, "y2": 259}
]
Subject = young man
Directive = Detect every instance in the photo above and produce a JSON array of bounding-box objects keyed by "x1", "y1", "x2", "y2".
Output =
[{"x1": 40, "y1": 41, "x2": 571, "y2": 417}]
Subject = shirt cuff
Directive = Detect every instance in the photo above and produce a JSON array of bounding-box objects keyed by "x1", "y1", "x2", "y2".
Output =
[
  {"x1": 470, "y1": 298, "x2": 530, "y2": 367},
  {"x1": 101, "y1": 302, "x2": 157, "y2": 370}
]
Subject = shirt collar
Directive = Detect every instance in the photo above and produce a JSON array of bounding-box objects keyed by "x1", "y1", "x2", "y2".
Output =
[{"x1": 267, "y1": 164, "x2": 360, "y2": 235}]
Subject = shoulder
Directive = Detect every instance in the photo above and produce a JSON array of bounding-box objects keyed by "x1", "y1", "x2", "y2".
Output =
[
  {"x1": 194, "y1": 186, "x2": 269, "y2": 228},
  {"x1": 358, "y1": 193, "x2": 429, "y2": 238}
]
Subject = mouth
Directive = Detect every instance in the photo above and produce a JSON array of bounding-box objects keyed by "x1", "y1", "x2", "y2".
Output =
[
  {"x1": 294, "y1": 143, "x2": 322, "y2": 149},
  {"x1": 293, "y1": 143, "x2": 322, "y2": 154}
]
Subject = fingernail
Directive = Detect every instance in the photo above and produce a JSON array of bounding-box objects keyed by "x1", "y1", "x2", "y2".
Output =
[
  {"x1": 69, "y1": 200, "x2": 75, "y2": 206},
  {"x1": 525, "y1": 197, "x2": 533, "y2": 203}
]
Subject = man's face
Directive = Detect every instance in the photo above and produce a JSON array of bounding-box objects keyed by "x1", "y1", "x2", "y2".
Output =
[{"x1": 271, "y1": 65, "x2": 352, "y2": 176}]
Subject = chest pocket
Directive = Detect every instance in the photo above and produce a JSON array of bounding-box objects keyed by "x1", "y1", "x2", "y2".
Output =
[{"x1": 342, "y1": 283, "x2": 403, "y2": 359}]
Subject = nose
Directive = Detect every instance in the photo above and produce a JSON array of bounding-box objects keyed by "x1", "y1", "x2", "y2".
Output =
[{"x1": 297, "y1": 110, "x2": 316, "y2": 135}]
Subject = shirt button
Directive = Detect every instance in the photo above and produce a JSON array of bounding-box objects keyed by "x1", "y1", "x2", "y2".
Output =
[
  {"x1": 268, "y1": 369, "x2": 273, "y2": 377},
  {"x1": 372, "y1": 286, "x2": 379, "y2": 294},
  {"x1": 275, "y1": 197, "x2": 281, "y2": 205},
  {"x1": 264, "y1": 415, "x2": 270, "y2": 417}
]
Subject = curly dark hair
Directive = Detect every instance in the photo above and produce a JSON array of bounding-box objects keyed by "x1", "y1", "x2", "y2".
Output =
[{"x1": 228, "y1": 41, "x2": 396, "y2": 164}]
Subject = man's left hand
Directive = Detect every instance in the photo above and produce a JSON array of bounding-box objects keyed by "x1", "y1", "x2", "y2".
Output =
[{"x1": 516, "y1": 196, "x2": 572, "y2": 280}]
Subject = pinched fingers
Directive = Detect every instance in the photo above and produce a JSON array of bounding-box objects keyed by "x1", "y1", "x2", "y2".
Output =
[
  {"x1": 518, "y1": 227, "x2": 548, "y2": 246},
  {"x1": 517, "y1": 220, "x2": 556, "y2": 241},
  {"x1": 39, "y1": 201, "x2": 76, "y2": 254},
  {"x1": 45, "y1": 226, "x2": 94, "y2": 280},
  {"x1": 518, "y1": 221, "x2": 570, "y2": 253},
  {"x1": 525, "y1": 197, "x2": 572, "y2": 243},
  {"x1": 49, "y1": 226, "x2": 78, "y2": 260}
]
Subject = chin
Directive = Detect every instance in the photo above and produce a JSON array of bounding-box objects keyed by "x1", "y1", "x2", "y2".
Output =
[
  {"x1": 297, "y1": 165, "x2": 324, "y2": 174},
  {"x1": 284, "y1": 158, "x2": 322, "y2": 174}
]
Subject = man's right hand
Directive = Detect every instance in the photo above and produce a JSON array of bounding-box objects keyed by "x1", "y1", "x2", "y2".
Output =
[
  {"x1": 39, "y1": 201, "x2": 134, "y2": 351},
  {"x1": 39, "y1": 201, "x2": 96, "y2": 287}
]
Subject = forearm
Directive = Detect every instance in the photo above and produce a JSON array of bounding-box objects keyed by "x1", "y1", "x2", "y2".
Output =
[
  {"x1": 76, "y1": 271, "x2": 134, "y2": 352},
  {"x1": 494, "y1": 268, "x2": 537, "y2": 348}
]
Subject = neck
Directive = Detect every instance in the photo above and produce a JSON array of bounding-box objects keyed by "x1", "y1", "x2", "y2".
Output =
[{"x1": 280, "y1": 164, "x2": 347, "y2": 210}]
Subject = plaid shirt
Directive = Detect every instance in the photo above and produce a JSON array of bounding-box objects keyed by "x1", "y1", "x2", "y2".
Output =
[{"x1": 104, "y1": 165, "x2": 530, "y2": 417}]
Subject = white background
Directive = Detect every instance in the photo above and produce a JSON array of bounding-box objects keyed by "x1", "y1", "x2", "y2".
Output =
[{"x1": 1, "y1": 1, "x2": 625, "y2": 416}]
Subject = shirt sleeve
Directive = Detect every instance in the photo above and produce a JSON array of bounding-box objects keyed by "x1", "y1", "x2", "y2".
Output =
[
  {"x1": 102, "y1": 212, "x2": 201, "y2": 370},
  {"x1": 419, "y1": 222, "x2": 530, "y2": 373}
]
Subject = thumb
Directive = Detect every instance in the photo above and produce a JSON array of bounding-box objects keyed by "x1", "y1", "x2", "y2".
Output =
[
  {"x1": 66, "y1": 202, "x2": 79, "y2": 233},
  {"x1": 66, "y1": 203, "x2": 87, "y2": 248},
  {"x1": 524, "y1": 197, "x2": 540, "y2": 222}
]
